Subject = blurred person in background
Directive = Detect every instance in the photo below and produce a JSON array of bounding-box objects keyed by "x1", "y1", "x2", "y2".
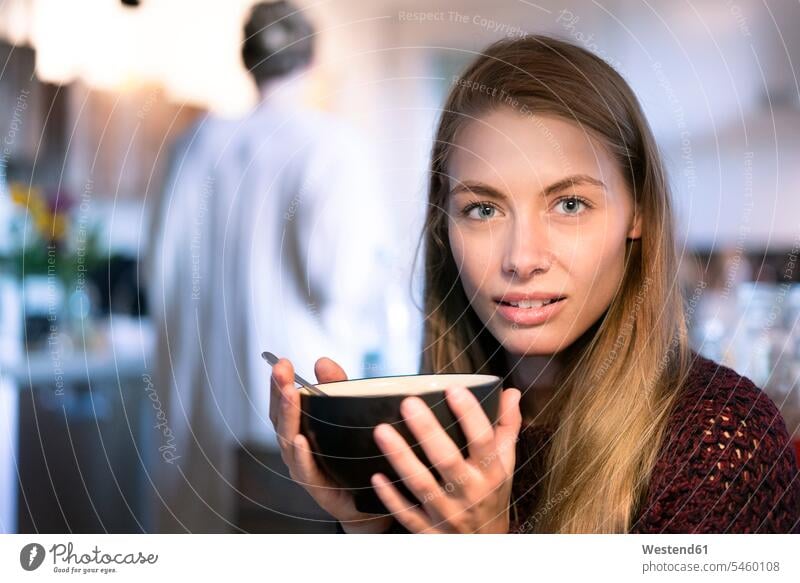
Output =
[{"x1": 147, "y1": 0, "x2": 392, "y2": 533}]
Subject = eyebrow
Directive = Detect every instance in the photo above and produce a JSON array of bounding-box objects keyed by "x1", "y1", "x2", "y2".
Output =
[{"x1": 447, "y1": 173, "x2": 607, "y2": 200}]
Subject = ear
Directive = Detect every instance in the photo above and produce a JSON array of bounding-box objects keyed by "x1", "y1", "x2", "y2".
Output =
[{"x1": 627, "y1": 207, "x2": 642, "y2": 240}]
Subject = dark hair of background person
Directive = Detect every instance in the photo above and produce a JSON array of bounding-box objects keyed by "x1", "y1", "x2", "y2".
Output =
[{"x1": 241, "y1": 1, "x2": 315, "y2": 85}]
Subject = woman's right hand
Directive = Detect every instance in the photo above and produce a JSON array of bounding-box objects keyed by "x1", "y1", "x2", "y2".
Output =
[{"x1": 269, "y1": 356, "x2": 395, "y2": 534}]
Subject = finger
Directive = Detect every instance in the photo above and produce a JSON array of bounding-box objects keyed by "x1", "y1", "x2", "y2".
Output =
[
  {"x1": 294, "y1": 435, "x2": 393, "y2": 528},
  {"x1": 269, "y1": 356, "x2": 290, "y2": 428},
  {"x1": 314, "y1": 357, "x2": 348, "y2": 384},
  {"x1": 371, "y1": 473, "x2": 433, "y2": 533},
  {"x1": 374, "y1": 423, "x2": 458, "y2": 517},
  {"x1": 269, "y1": 373, "x2": 281, "y2": 429},
  {"x1": 400, "y1": 396, "x2": 470, "y2": 485},
  {"x1": 445, "y1": 386, "x2": 496, "y2": 464},
  {"x1": 494, "y1": 388, "x2": 523, "y2": 475},
  {"x1": 273, "y1": 359, "x2": 302, "y2": 459},
  {"x1": 292, "y1": 434, "x2": 345, "y2": 506}
]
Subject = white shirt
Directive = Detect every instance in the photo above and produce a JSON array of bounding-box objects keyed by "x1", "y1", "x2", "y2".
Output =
[{"x1": 147, "y1": 95, "x2": 395, "y2": 532}]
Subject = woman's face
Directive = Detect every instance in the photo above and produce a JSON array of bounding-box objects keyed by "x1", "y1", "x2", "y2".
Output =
[{"x1": 446, "y1": 109, "x2": 641, "y2": 356}]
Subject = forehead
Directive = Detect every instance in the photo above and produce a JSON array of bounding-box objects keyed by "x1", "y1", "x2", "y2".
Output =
[{"x1": 446, "y1": 109, "x2": 621, "y2": 190}]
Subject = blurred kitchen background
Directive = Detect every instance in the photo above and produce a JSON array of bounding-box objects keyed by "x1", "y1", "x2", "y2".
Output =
[{"x1": 0, "y1": 0, "x2": 799, "y2": 533}]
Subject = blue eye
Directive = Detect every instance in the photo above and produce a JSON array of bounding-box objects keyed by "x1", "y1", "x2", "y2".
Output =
[
  {"x1": 555, "y1": 196, "x2": 590, "y2": 215},
  {"x1": 462, "y1": 202, "x2": 498, "y2": 221}
]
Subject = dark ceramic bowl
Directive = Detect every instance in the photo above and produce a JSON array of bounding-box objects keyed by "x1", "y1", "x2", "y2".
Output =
[{"x1": 299, "y1": 373, "x2": 502, "y2": 514}]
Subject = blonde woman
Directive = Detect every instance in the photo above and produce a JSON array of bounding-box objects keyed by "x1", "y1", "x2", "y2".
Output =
[{"x1": 270, "y1": 36, "x2": 800, "y2": 534}]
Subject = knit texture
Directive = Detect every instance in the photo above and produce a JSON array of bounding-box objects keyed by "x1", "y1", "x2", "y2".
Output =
[{"x1": 509, "y1": 353, "x2": 800, "y2": 533}]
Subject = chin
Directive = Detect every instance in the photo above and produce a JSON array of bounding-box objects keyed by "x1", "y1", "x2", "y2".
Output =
[{"x1": 492, "y1": 324, "x2": 567, "y2": 356}]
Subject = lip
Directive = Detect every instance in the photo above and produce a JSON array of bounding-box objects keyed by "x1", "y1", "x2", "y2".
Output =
[
  {"x1": 493, "y1": 296, "x2": 567, "y2": 326},
  {"x1": 494, "y1": 292, "x2": 566, "y2": 303}
]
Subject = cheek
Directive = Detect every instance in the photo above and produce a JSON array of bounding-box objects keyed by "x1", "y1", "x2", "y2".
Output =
[
  {"x1": 560, "y1": 221, "x2": 628, "y2": 307},
  {"x1": 448, "y1": 222, "x2": 500, "y2": 294}
]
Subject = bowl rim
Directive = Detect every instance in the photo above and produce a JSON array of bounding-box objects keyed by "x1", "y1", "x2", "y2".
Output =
[{"x1": 299, "y1": 372, "x2": 502, "y2": 397}]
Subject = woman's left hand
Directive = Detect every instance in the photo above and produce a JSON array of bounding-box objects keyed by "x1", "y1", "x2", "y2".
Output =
[{"x1": 371, "y1": 386, "x2": 522, "y2": 533}]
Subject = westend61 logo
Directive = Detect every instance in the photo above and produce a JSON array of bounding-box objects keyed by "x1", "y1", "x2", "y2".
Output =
[{"x1": 19, "y1": 542, "x2": 158, "y2": 575}]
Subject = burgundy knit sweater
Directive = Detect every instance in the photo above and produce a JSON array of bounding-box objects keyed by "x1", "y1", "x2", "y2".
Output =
[{"x1": 509, "y1": 353, "x2": 800, "y2": 533}]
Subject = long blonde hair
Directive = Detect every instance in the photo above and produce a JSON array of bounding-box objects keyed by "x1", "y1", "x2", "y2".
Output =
[{"x1": 416, "y1": 35, "x2": 692, "y2": 533}]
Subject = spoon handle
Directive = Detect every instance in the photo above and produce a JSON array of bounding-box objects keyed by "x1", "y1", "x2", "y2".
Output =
[{"x1": 261, "y1": 352, "x2": 327, "y2": 396}]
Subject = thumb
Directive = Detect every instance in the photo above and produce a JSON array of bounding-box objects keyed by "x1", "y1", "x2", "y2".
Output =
[
  {"x1": 314, "y1": 357, "x2": 348, "y2": 384},
  {"x1": 495, "y1": 388, "x2": 522, "y2": 474}
]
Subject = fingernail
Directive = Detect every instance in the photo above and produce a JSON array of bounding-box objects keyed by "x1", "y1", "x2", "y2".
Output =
[
  {"x1": 447, "y1": 386, "x2": 466, "y2": 401},
  {"x1": 374, "y1": 423, "x2": 390, "y2": 441},
  {"x1": 401, "y1": 397, "x2": 421, "y2": 416}
]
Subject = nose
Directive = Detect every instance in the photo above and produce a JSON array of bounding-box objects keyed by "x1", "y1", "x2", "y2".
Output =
[{"x1": 502, "y1": 216, "x2": 553, "y2": 278}]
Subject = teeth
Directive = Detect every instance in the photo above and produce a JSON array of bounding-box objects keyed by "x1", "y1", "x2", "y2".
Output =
[{"x1": 506, "y1": 299, "x2": 553, "y2": 308}]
